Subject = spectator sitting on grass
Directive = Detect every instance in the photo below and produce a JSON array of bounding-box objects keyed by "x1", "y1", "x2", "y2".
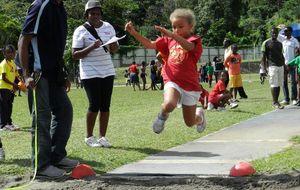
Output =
[{"x1": 207, "y1": 70, "x2": 238, "y2": 111}]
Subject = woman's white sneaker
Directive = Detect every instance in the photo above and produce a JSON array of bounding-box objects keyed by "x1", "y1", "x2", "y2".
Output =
[
  {"x1": 98, "y1": 137, "x2": 112, "y2": 148},
  {"x1": 85, "y1": 136, "x2": 101, "y2": 147}
]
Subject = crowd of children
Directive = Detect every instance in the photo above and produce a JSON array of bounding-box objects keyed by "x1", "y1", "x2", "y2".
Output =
[{"x1": 124, "y1": 59, "x2": 164, "y2": 91}]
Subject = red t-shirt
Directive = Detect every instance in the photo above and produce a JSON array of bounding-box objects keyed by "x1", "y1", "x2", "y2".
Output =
[
  {"x1": 224, "y1": 53, "x2": 242, "y2": 75},
  {"x1": 129, "y1": 64, "x2": 138, "y2": 73},
  {"x1": 208, "y1": 80, "x2": 226, "y2": 101},
  {"x1": 155, "y1": 35, "x2": 203, "y2": 91}
]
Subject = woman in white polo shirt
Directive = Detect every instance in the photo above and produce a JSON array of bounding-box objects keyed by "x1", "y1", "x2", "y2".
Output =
[{"x1": 72, "y1": 0, "x2": 119, "y2": 148}]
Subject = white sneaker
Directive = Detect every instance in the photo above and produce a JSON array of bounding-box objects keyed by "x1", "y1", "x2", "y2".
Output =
[
  {"x1": 152, "y1": 113, "x2": 168, "y2": 134},
  {"x1": 196, "y1": 108, "x2": 206, "y2": 133},
  {"x1": 85, "y1": 136, "x2": 101, "y2": 147},
  {"x1": 207, "y1": 102, "x2": 214, "y2": 110},
  {"x1": 98, "y1": 137, "x2": 112, "y2": 148},
  {"x1": 230, "y1": 102, "x2": 238, "y2": 109},
  {"x1": 0, "y1": 148, "x2": 5, "y2": 160},
  {"x1": 280, "y1": 100, "x2": 289, "y2": 105},
  {"x1": 292, "y1": 100, "x2": 298, "y2": 105}
]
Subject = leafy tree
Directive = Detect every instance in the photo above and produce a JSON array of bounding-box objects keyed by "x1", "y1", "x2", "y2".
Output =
[{"x1": 195, "y1": 0, "x2": 243, "y2": 46}]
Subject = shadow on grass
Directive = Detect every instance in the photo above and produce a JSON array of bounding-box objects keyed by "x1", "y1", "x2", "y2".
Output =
[
  {"x1": 1, "y1": 158, "x2": 31, "y2": 167},
  {"x1": 110, "y1": 146, "x2": 162, "y2": 155},
  {"x1": 242, "y1": 97, "x2": 270, "y2": 102},
  {"x1": 229, "y1": 109, "x2": 258, "y2": 115}
]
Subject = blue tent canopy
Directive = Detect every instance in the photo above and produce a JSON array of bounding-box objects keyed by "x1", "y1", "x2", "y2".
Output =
[{"x1": 290, "y1": 23, "x2": 300, "y2": 38}]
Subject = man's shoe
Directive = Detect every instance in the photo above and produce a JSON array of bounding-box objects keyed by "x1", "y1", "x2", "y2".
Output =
[
  {"x1": 280, "y1": 100, "x2": 289, "y2": 105},
  {"x1": 152, "y1": 113, "x2": 168, "y2": 134},
  {"x1": 37, "y1": 165, "x2": 66, "y2": 179},
  {"x1": 273, "y1": 103, "x2": 284, "y2": 109},
  {"x1": 85, "y1": 136, "x2": 101, "y2": 147},
  {"x1": 292, "y1": 100, "x2": 298, "y2": 105},
  {"x1": 97, "y1": 137, "x2": 112, "y2": 148},
  {"x1": 55, "y1": 157, "x2": 79, "y2": 170},
  {"x1": 0, "y1": 148, "x2": 5, "y2": 160},
  {"x1": 2, "y1": 124, "x2": 20, "y2": 131},
  {"x1": 196, "y1": 108, "x2": 206, "y2": 133}
]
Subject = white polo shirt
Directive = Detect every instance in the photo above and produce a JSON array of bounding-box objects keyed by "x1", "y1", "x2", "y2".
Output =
[
  {"x1": 277, "y1": 34, "x2": 300, "y2": 64},
  {"x1": 72, "y1": 21, "x2": 116, "y2": 79}
]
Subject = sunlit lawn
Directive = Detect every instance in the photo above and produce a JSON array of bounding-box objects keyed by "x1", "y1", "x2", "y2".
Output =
[{"x1": 0, "y1": 73, "x2": 299, "y2": 177}]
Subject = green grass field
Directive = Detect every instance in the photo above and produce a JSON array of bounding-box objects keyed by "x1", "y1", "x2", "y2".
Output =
[{"x1": 0, "y1": 72, "x2": 299, "y2": 176}]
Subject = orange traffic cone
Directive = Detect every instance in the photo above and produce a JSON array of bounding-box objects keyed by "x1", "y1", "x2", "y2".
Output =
[
  {"x1": 71, "y1": 164, "x2": 96, "y2": 179},
  {"x1": 229, "y1": 161, "x2": 256, "y2": 177}
]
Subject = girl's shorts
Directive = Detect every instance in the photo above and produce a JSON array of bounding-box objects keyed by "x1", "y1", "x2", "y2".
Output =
[
  {"x1": 164, "y1": 81, "x2": 200, "y2": 107},
  {"x1": 229, "y1": 74, "x2": 243, "y2": 88}
]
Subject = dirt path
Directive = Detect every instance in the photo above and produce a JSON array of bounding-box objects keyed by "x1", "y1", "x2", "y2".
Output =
[{"x1": 1, "y1": 172, "x2": 300, "y2": 190}]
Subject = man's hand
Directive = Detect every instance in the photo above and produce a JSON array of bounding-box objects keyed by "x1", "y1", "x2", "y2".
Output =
[{"x1": 24, "y1": 76, "x2": 36, "y2": 90}]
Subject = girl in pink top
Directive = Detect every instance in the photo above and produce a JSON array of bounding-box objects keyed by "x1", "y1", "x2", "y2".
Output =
[{"x1": 125, "y1": 8, "x2": 206, "y2": 134}]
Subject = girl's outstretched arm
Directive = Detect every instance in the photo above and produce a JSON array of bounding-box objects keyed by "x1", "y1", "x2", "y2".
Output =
[
  {"x1": 154, "y1": 25, "x2": 195, "y2": 51},
  {"x1": 125, "y1": 21, "x2": 156, "y2": 49}
]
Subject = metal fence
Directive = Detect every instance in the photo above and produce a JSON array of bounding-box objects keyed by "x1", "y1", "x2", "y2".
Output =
[{"x1": 111, "y1": 45, "x2": 262, "y2": 68}]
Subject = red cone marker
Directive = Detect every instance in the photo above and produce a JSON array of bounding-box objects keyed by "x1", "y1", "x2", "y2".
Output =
[{"x1": 229, "y1": 161, "x2": 256, "y2": 177}]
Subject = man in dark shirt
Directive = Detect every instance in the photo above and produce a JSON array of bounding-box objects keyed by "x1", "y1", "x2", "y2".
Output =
[
  {"x1": 261, "y1": 26, "x2": 285, "y2": 109},
  {"x1": 18, "y1": 0, "x2": 78, "y2": 179}
]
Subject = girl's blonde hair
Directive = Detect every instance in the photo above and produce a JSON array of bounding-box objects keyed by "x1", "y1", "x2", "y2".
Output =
[{"x1": 169, "y1": 8, "x2": 196, "y2": 31}]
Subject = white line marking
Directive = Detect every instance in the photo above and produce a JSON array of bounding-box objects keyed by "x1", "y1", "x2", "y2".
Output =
[{"x1": 139, "y1": 159, "x2": 247, "y2": 164}]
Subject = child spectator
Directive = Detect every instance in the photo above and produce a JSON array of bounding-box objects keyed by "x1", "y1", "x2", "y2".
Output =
[
  {"x1": 288, "y1": 55, "x2": 300, "y2": 106},
  {"x1": 125, "y1": 8, "x2": 206, "y2": 133},
  {"x1": 140, "y1": 61, "x2": 147, "y2": 90},
  {"x1": 156, "y1": 61, "x2": 164, "y2": 90},
  {"x1": 0, "y1": 45, "x2": 20, "y2": 131},
  {"x1": 207, "y1": 71, "x2": 238, "y2": 111},
  {"x1": 149, "y1": 60, "x2": 157, "y2": 90},
  {"x1": 206, "y1": 62, "x2": 214, "y2": 88},
  {"x1": 213, "y1": 56, "x2": 224, "y2": 84},
  {"x1": 124, "y1": 69, "x2": 131, "y2": 86},
  {"x1": 129, "y1": 61, "x2": 141, "y2": 91},
  {"x1": 224, "y1": 44, "x2": 244, "y2": 101},
  {"x1": 200, "y1": 64, "x2": 207, "y2": 83}
]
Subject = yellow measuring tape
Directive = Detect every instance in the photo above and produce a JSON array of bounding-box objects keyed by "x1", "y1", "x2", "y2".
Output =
[{"x1": 5, "y1": 89, "x2": 38, "y2": 190}]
